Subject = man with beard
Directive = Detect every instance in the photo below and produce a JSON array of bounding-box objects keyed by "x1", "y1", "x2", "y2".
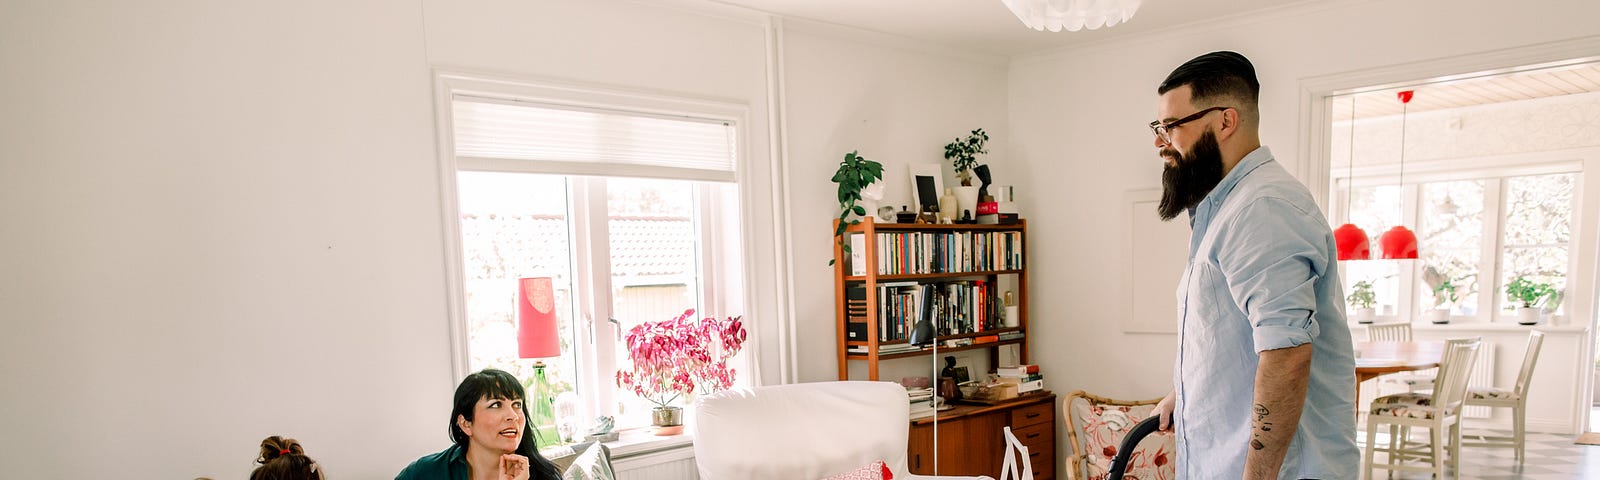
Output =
[{"x1": 1147, "y1": 51, "x2": 1358, "y2": 479}]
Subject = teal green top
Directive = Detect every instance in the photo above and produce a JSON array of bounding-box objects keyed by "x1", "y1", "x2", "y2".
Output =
[{"x1": 395, "y1": 444, "x2": 468, "y2": 480}]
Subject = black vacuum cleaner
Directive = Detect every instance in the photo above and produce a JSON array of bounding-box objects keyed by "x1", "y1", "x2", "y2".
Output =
[{"x1": 1105, "y1": 415, "x2": 1163, "y2": 480}]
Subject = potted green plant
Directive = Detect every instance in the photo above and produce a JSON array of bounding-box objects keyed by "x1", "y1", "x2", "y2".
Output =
[
  {"x1": 1346, "y1": 280, "x2": 1376, "y2": 324},
  {"x1": 1427, "y1": 279, "x2": 1458, "y2": 324},
  {"x1": 942, "y1": 128, "x2": 988, "y2": 219},
  {"x1": 1505, "y1": 276, "x2": 1555, "y2": 325},
  {"x1": 830, "y1": 150, "x2": 882, "y2": 266}
]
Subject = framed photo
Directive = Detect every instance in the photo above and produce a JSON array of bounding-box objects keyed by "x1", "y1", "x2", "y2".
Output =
[{"x1": 909, "y1": 164, "x2": 944, "y2": 213}]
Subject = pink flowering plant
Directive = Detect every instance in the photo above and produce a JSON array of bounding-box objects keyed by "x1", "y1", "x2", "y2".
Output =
[{"x1": 615, "y1": 309, "x2": 747, "y2": 408}]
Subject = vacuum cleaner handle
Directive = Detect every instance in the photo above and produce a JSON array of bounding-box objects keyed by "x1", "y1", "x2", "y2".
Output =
[{"x1": 1105, "y1": 415, "x2": 1163, "y2": 480}]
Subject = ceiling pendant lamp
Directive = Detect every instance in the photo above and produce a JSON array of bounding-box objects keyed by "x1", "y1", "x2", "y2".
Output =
[
  {"x1": 1379, "y1": 90, "x2": 1419, "y2": 260},
  {"x1": 1334, "y1": 96, "x2": 1371, "y2": 260},
  {"x1": 1001, "y1": 0, "x2": 1141, "y2": 32}
]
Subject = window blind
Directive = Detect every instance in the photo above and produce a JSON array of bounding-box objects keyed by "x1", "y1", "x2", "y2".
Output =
[{"x1": 451, "y1": 95, "x2": 737, "y2": 182}]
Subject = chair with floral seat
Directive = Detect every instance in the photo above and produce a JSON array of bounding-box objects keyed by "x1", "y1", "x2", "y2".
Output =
[
  {"x1": 1460, "y1": 330, "x2": 1544, "y2": 463},
  {"x1": 1063, "y1": 391, "x2": 1174, "y2": 480},
  {"x1": 1363, "y1": 338, "x2": 1482, "y2": 480}
]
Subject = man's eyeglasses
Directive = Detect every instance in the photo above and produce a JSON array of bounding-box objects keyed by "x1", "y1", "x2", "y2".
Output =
[{"x1": 1149, "y1": 106, "x2": 1232, "y2": 144}]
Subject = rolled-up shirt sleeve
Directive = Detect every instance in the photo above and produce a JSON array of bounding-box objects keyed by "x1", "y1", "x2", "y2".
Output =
[{"x1": 1217, "y1": 197, "x2": 1328, "y2": 353}]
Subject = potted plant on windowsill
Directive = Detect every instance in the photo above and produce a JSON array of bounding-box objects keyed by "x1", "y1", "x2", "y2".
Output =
[
  {"x1": 1426, "y1": 279, "x2": 1458, "y2": 324},
  {"x1": 831, "y1": 150, "x2": 883, "y2": 266},
  {"x1": 615, "y1": 309, "x2": 746, "y2": 435},
  {"x1": 1505, "y1": 276, "x2": 1555, "y2": 325},
  {"x1": 942, "y1": 128, "x2": 988, "y2": 221},
  {"x1": 1347, "y1": 280, "x2": 1376, "y2": 324}
]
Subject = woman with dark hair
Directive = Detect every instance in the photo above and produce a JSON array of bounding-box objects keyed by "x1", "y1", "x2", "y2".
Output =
[
  {"x1": 397, "y1": 368, "x2": 560, "y2": 480},
  {"x1": 251, "y1": 436, "x2": 323, "y2": 480}
]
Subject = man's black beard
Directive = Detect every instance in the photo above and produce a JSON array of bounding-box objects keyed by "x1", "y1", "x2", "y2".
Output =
[{"x1": 1158, "y1": 129, "x2": 1225, "y2": 221}]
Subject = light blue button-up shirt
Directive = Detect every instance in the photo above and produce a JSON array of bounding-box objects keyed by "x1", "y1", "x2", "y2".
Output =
[{"x1": 1173, "y1": 146, "x2": 1359, "y2": 479}]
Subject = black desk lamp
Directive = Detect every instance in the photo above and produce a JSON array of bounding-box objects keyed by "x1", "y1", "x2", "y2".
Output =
[{"x1": 907, "y1": 284, "x2": 939, "y2": 476}]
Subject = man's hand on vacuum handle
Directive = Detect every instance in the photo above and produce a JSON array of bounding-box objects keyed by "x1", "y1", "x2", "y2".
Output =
[{"x1": 1156, "y1": 389, "x2": 1176, "y2": 432}]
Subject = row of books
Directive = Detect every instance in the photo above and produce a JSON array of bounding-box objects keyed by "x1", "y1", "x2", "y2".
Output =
[
  {"x1": 846, "y1": 281, "x2": 1000, "y2": 342},
  {"x1": 847, "y1": 231, "x2": 1024, "y2": 276}
]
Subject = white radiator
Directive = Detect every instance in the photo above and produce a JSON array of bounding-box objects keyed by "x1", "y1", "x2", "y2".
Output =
[
  {"x1": 613, "y1": 447, "x2": 699, "y2": 480},
  {"x1": 1464, "y1": 342, "x2": 1496, "y2": 419}
]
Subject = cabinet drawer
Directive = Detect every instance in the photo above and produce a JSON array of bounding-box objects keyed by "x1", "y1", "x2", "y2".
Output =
[
  {"x1": 1027, "y1": 438, "x2": 1055, "y2": 479},
  {"x1": 1010, "y1": 401, "x2": 1053, "y2": 429},
  {"x1": 1012, "y1": 422, "x2": 1053, "y2": 449}
]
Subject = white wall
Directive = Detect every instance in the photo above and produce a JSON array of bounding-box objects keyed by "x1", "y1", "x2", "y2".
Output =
[
  {"x1": 1006, "y1": 0, "x2": 1600, "y2": 443},
  {"x1": 0, "y1": 0, "x2": 443, "y2": 478},
  {"x1": 0, "y1": 0, "x2": 779, "y2": 478},
  {"x1": 777, "y1": 23, "x2": 1011, "y2": 382}
]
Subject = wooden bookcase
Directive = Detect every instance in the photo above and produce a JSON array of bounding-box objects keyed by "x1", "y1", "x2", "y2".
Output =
[{"x1": 832, "y1": 219, "x2": 1029, "y2": 380}]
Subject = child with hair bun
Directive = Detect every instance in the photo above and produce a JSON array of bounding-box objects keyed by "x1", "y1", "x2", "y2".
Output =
[{"x1": 251, "y1": 435, "x2": 324, "y2": 480}]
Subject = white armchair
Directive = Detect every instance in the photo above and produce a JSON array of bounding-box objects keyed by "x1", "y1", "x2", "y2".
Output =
[{"x1": 692, "y1": 381, "x2": 991, "y2": 480}]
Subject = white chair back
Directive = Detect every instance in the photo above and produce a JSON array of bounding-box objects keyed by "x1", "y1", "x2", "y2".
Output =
[
  {"x1": 1513, "y1": 330, "x2": 1546, "y2": 396},
  {"x1": 1000, "y1": 426, "x2": 1035, "y2": 480},
  {"x1": 1366, "y1": 322, "x2": 1412, "y2": 342},
  {"x1": 1432, "y1": 339, "x2": 1483, "y2": 415},
  {"x1": 692, "y1": 381, "x2": 911, "y2": 479}
]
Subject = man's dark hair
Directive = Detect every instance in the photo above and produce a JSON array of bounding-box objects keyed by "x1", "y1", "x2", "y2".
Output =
[{"x1": 1158, "y1": 51, "x2": 1260, "y2": 112}]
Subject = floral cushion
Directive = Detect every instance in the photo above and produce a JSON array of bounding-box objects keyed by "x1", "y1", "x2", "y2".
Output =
[
  {"x1": 1071, "y1": 400, "x2": 1174, "y2": 480},
  {"x1": 821, "y1": 460, "x2": 890, "y2": 480},
  {"x1": 1466, "y1": 386, "x2": 1519, "y2": 401},
  {"x1": 1369, "y1": 392, "x2": 1452, "y2": 419}
]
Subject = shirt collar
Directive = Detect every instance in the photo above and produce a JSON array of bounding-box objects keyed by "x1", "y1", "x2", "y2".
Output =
[
  {"x1": 1202, "y1": 145, "x2": 1273, "y2": 208},
  {"x1": 445, "y1": 443, "x2": 468, "y2": 466}
]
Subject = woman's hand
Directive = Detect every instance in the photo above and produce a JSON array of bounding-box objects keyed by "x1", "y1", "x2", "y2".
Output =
[{"x1": 499, "y1": 453, "x2": 530, "y2": 480}]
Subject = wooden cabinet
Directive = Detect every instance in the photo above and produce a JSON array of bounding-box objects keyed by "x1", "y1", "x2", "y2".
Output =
[
  {"x1": 832, "y1": 220, "x2": 1029, "y2": 380},
  {"x1": 907, "y1": 393, "x2": 1056, "y2": 479}
]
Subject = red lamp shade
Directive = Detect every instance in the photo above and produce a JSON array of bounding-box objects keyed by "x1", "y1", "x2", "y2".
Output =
[
  {"x1": 517, "y1": 277, "x2": 561, "y2": 359},
  {"x1": 1378, "y1": 226, "x2": 1419, "y2": 260},
  {"x1": 1333, "y1": 223, "x2": 1372, "y2": 260}
]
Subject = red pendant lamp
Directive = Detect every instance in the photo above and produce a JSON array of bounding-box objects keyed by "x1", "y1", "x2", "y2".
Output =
[
  {"x1": 1334, "y1": 96, "x2": 1371, "y2": 260},
  {"x1": 1378, "y1": 90, "x2": 1419, "y2": 259}
]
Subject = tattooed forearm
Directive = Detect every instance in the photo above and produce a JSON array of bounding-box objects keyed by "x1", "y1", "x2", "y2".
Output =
[
  {"x1": 1250, "y1": 403, "x2": 1271, "y2": 450},
  {"x1": 1245, "y1": 344, "x2": 1313, "y2": 479}
]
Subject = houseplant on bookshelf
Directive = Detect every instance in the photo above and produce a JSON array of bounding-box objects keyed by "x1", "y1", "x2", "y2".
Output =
[
  {"x1": 943, "y1": 128, "x2": 988, "y2": 220},
  {"x1": 1426, "y1": 278, "x2": 1458, "y2": 324},
  {"x1": 1346, "y1": 280, "x2": 1376, "y2": 324},
  {"x1": 831, "y1": 150, "x2": 883, "y2": 266},
  {"x1": 1505, "y1": 276, "x2": 1555, "y2": 325},
  {"x1": 615, "y1": 309, "x2": 746, "y2": 435}
]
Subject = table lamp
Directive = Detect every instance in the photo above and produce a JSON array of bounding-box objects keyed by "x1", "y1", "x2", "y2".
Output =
[{"x1": 518, "y1": 277, "x2": 561, "y2": 444}]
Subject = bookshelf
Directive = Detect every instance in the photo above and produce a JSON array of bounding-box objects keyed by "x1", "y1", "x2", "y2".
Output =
[{"x1": 832, "y1": 219, "x2": 1029, "y2": 380}]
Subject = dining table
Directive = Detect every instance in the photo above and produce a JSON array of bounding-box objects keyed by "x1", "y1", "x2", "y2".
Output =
[{"x1": 1353, "y1": 340, "x2": 1446, "y2": 404}]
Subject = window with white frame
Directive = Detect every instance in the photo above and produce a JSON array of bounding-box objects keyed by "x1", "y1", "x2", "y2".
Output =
[
  {"x1": 441, "y1": 80, "x2": 752, "y2": 441},
  {"x1": 1334, "y1": 169, "x2": 1578, "y2": 322}
]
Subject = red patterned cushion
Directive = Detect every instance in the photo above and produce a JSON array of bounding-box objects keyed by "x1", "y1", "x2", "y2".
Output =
[
  {"x1": 821, "y1": 460, "x2": 891, "y2": 480},
  {"x1": 1070, "y1": 400, "x2": 1174, "y2": 480}
]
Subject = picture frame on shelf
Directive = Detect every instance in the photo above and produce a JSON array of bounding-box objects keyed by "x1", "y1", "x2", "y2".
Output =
[{"x1": 909, "y1": 163, "x2": 944, "y2": 215}]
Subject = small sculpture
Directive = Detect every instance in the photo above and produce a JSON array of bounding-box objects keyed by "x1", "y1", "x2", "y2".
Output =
[{"x1": 586, "y1": 415, "x2": 618, "y2": 442}]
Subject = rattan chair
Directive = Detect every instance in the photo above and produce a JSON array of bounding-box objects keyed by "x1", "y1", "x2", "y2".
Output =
[{"x1": 1063, "y1": 391, "x2": 1174, "y2": 480}]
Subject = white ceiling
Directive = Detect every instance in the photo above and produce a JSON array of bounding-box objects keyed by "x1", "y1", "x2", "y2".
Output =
[
  {"x1": 705, "y1": 0, "x2": 1308, "y2": 57},
  {"x1": 1336, "y1": 63, "x2": 1600, "y2": 120}
]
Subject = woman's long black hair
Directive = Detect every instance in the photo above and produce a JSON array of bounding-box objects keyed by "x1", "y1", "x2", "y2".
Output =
[{"x1": 451, "y1": 368, "x2": 560, "y2": 479}]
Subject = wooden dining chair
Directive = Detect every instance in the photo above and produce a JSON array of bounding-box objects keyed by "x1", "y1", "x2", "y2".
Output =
[
  {"x1": 1461, "y1": 330, "x2": 1545, "y2": 463},
  {"x1": 1363, "y1": 339, "x2": 1482, "y2": 480}
]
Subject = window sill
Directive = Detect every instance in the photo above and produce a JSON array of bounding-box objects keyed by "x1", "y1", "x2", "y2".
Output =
[
  {"x1": 604, "y1": 427, "x2": 694, "y2": 458},
  {"x1": 1349, "y1": 320, "x2": 1588, "y2": 333},
  {"x1": 541, "y1": 426, "x2": 694, "y2": 460}
]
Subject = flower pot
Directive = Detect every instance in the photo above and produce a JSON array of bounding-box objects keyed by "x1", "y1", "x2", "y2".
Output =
[
  {"x1": 651, "y1": 406, "x2": 684, "y2": 435},
  {"x1": 1425, "y1": 308, "x2": 1450, "y2": 324},
  {"x1": 1516, "y1": 306, "x2": 1541, "y2": 325},
  {"x1": 951, "y1": 186, "x2": 980, "y2": 222},
  {"x1": 1353, "y1": 307, "x2": 1376, "y2": 324}
]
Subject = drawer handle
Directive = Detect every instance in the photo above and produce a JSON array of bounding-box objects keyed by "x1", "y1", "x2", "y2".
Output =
[
  {"x1": 1025, "y1": 432, "x2": 1041, "y2": 439},
  {"x1": 1029, "y1": 451, "x2": 1042, "y2": 458},
  {"x1": 1025, "y1": 412, "x2": 1041, "y2": 418}
]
